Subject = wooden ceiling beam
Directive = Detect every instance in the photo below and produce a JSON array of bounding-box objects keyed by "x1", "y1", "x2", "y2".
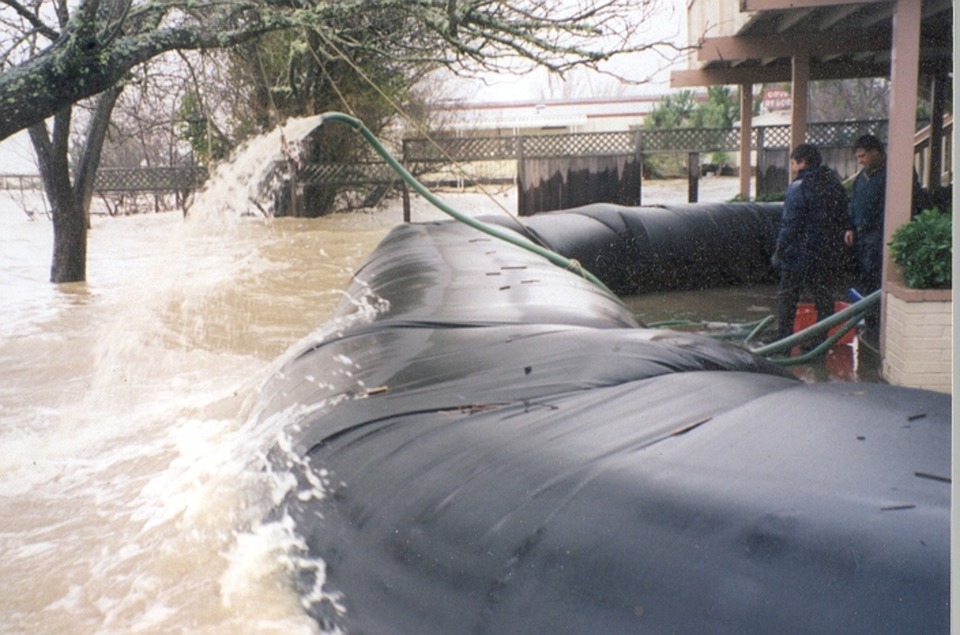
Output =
[
  {"x1": 696, "y1": 28, "x2": 891, "y2": 62},
  {"x1": 740, "y1": 0, "x2": 889, "y2": 9},
  {"x1": 670, "y1": 61, "x2": 890, "y2": 87},
  {"x1": 777, "y1": 8, "x2": 815, "y2": 31},
  {"x1": 818, "y1": 5, "x2": 862, "y2": 29}
]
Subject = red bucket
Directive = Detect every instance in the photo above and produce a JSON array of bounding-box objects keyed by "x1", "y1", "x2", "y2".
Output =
[{"x1": 793, "y1": 302, "x2": 855, "y2": 346}]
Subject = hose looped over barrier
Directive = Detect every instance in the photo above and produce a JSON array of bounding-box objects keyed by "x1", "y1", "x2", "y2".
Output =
[
  {"x1": 322, "y1": 111, "x2": 874, "y2": 366},
  {"x1": 321, "y1": 112, "x2": 614, "y2": 295}
]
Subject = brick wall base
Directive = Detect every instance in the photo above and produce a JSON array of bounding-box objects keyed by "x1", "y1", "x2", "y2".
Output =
[{"x1": 883, "y1": 280, "x2": 952, "y2": 394}]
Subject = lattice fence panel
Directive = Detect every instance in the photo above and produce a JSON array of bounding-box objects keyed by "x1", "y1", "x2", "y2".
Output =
[
  {"x1": 807, "y1": 120, "x2": 887, "y2": 146},
  {"x1": 298, "y1": 163, "x2": 399, "y2": 185},
  {"x1": 404, "y1": 136, "x2": 518, "y2": 162},
  {"x1": 757, "y1": 125, "x2": 791, "y2": 149},
  {"x1": 753, "y1": 120, "x2": 888, "y2": 150},
  {"x1": 94, "y1": 167, "x2": 207, "y2": 192},
  {"x1": 640, "y1": 127, "x2": 743, "y2": 152},
  {"x1": 520, "y1": 132, "x2": 636, "y2": 158}
]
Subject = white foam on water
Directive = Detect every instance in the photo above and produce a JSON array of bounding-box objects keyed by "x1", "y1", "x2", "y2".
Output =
[
  {"x1": 187, "y1": 116, "x2": 326, "y2": 220},
  {"x1": 0, "y1": 117, "x2": 390, "y2": 634}
]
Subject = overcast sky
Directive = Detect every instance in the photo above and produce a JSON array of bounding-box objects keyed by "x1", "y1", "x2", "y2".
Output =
[
  {"x1": 444, "y1": 0, "x2": 689, "y2": 103},
  {"x1": 0, "y1": 131, "x2": 36, "y2": 174}
]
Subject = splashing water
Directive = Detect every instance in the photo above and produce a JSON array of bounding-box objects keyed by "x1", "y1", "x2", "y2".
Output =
[
  {"x1": 188, "y1": 115, "x2": 326, "y2": 220},
  {"x1": 0, "y1": 117, "x2": 393, "y2": 634}
]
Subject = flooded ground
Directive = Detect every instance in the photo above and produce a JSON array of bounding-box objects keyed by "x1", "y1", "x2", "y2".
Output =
[
  {"x1": 0, "y1": 171, "x2": 882, "y2": 633},
  {"x1": 432, "y1": 179, "x2": 883, "y2": 386},
  {"x1": 624, "y1": 285, "x2": 883, "y2": 385}
]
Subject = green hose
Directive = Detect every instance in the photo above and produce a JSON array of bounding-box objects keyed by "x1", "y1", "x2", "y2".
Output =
[
  {"x1": 649, "y1": 293, "x2": 876, "y2": 366},
  {"x1": 321, "y1": 112, "x2": 615, "y2": 296},
  {"x1": 744, "y1": 315, "x2": 775, "y2": 344},
  {"x1": 751, "y1": 290, "x2": 879, "y2": 357},
  {"x1": 765, "y1": 316, "x2": 862, "y2": 366}
]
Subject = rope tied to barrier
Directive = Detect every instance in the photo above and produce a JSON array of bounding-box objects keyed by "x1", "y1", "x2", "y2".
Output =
[{"x1": 566, "y1": 258, "x2": 588, "y2": 279}]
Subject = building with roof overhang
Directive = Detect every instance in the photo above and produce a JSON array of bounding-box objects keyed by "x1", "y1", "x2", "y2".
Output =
[{"x1": 671, "y1": 0, "x2": 953, "y2": 392}]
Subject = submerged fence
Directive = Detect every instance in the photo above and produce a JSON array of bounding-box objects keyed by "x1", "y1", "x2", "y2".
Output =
[
  {"x1": 93, "y1": 166, "x2": 208, "y2": 193},
  {"x1": 7, "y1": 118, "x2": 948, "y2": 217}
]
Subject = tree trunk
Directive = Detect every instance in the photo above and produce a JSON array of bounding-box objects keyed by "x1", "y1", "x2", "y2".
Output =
[
  {"x1": 29, "y1": 87, "x2": 123, "y2": 283},
  {"x1": 77, "y1": 86, "x2": 124, "y2": 215},
  {"x1": 50, "y1": 195, "x2": 88, "y2": 283},
  {"x1": 30, "y1": 110, "x2": 82, "y2": 283}
]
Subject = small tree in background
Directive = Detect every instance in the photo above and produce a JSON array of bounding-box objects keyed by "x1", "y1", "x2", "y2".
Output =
[
  {"x1": 808, "y1": 78, "x2": 889, "y2": 122},
  {"x1": 644, "y1": 87, "x2": 741, "y2": 176}
]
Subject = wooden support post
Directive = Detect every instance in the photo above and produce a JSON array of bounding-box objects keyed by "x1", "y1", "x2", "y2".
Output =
[
  {"x1": 687, "y1": 152, "x2": 699, "y2": 203},
  {"x1": 790, "y1": 55, "x2": 810, "y2": 162},
  {"x1": 881, "y1": 0, "x2": 922, "y2": 355},
  {"x1": 739, "y1": 83, "x2": 753, "y2": 200},
  {"x1": 928, "y1": 74, "x2": 946, "y2": 189}
]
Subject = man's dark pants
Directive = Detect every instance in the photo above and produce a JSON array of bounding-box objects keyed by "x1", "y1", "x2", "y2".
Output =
[
  {"x1": 855, "y1": 229, "x2": 883, "y2": 331},
  {"x1": 776, "y1": 266, "x2": 835, "y2": 343}
]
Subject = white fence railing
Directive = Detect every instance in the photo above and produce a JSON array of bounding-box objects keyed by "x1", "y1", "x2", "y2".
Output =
[{"x1": 0, "y1": 174, "x2": 42, "y2": 190}]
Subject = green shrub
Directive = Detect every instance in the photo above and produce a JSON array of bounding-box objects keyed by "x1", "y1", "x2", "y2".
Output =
[
  {"x1": 888, "y1": 208, "x2": 952, "y2": 289},
  {"x1": 756, "y1": 191, "x2": 786, "y2": 202}
]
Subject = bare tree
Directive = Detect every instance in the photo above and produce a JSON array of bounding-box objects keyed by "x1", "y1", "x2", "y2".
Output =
[
  {"x1": 1, "y1": 0, "x2": 682, "y2": 282},
  {"x1": 808, "y1": 79, "x2": 889, "y2": 123},
  {"x1": 1, "y1": 0, "x2": 681, "y2": 142}
]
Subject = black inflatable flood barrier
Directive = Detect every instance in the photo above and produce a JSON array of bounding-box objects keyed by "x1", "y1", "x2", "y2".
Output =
[
  {"x1": 482, "y1": 202, "x2": 783, "y2": 296},
  {"x1": 255, "y1": 204, "x2": 950, "y2": 634}
]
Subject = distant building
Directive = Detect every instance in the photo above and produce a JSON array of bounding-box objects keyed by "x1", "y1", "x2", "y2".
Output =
[{"x1": 428, "y1": 95, "x2": 670, "y2": 137}]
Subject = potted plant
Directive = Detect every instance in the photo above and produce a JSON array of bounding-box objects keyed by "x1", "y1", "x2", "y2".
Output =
[
  {"x1": 888, "y1": 208, "x2": 952, "y2": 289},
  {"x1": 883, "y1": 207, "x2": 952, "y2": 393}
]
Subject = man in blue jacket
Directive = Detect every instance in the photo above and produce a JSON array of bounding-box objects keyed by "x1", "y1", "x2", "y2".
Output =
[
  {"x1": 773, "y1": 144, "x2": 848, "y2": 344},
  {"x1": 843, "y1": 134, "x2": 921, "y2": 333},
  {"x1": 843, "y1": 135, "x2": 887, "y2": 302}
]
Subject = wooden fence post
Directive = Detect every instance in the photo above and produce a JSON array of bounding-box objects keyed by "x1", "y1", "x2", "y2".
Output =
[
  {"x1": 633, "y1": 130, "x2": 643, "y2": 206},
  {"x1": 755, "y1": 127, "x2": 765, "y2": 200},
  {"x1": 289, "y1": 160, "x2": 300, "y2": 217},
  {"x1": 687, "y1": 152, "x2": 699, "y2": 203},
  {"x1": 402, "y1": 139, "x2": 411, "y2": 222},
  {"x1": 517, "y1": 136, "x2": 526, "y2": 216}
]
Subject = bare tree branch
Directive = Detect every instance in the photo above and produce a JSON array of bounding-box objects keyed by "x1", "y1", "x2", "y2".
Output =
[
  {"x1": 0, "y1": 0, "x2": 681, "y2": 142},
  {"x1": 0, "y1": 0, "x2": 59, "y2": 39}
]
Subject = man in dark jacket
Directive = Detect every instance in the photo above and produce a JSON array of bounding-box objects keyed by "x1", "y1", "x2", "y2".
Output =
[
  {"x1": 773, "y1": 144, "x2": 848, "y2": 344},
  {"x1": 843, "y1": 134, "x2": 920, "y2": 333},
  {"x1": 843, "y1": 135, "x2": 886, "y2": 301}
]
